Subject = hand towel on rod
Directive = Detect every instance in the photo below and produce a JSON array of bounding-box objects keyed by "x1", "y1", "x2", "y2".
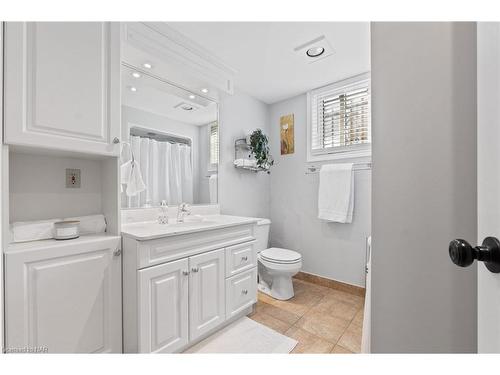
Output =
[{"x1": 318, "y1": 163, "x2": 354, "y2": 223}]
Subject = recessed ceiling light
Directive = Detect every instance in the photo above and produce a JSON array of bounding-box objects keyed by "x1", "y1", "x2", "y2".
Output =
[
  {"x1": 200, "y1": 88, "x2": 209, "y2": 94},
  {"x1": 306, "y1": 46, "x2": 325, "y2": 58},
  {"x1": 129, "y1": 86, "x2": 137, "y2": 92},
  {"x1": 131, "y1": 72, "x2": 141, "y2": 78},
  {"x1": 188, "y1": 94, "x2": 196, "y2": 100},
  {"x1": 143, "y1": 62, "x2": 152, "y2": 69}
]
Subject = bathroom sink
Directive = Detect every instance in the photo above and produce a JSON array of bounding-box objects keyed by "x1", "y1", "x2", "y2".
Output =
[{"x1": 121, "y1": 215, "x2": 260, "y2": 241}]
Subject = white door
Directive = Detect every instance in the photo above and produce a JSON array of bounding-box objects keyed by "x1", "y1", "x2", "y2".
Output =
[
  {"x1": 4, "y1": 237, "x2": 122, "y2": 353},
  {"x1": 477, "y1": 22, "x2": 500, "y2": 352},
  {"x1": 138, "y1": 258, "x2": 189, "y2": 353},
  {"x1": 3, "y1": 22, "x2": 121, "y2": 156},
  {"x1": 189, "y1": 249, "x2": 225, "y2": 341}
]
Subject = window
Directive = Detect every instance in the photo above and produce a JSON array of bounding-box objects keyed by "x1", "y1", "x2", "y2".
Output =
[
  {"x1": 209, "y1": 122, "x2": 219, "y2": 166},
  {"x1": 307, "y1": 72, "x2": 371, "y2": 162}
]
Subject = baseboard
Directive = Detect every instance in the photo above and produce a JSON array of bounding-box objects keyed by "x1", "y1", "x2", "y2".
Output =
[{"x1": 294, "y1": 271, "x2": 365, "y2": 297}]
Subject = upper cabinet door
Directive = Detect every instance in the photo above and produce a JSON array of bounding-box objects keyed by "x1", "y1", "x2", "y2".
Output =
[
  {"x1": 189, "y1": 248, "x2": 225, "y2": 341},
  {"x1": 4, "y1": 22, "x2": 121, "y2": 156}
]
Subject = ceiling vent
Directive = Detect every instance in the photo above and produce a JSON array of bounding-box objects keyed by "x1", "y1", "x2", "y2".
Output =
[
  {"x1": 174, "y1": 101, "x2": 200, "y2": 111},
  {"x1": 293, "y1": 35, "x2": 334, "y2": 64}
]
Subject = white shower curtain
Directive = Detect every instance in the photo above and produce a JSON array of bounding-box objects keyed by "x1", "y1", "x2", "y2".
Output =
[{"x1": 125, "y1": 135, "x2": 193, "y2": 207}]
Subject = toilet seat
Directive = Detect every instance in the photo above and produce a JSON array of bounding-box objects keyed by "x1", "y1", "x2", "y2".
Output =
[{"x1": 260, "y1": 247, "x2": 301, "y2": 264}]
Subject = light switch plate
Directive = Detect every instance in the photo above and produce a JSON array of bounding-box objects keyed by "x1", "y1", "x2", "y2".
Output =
[{"x1": 66, "y1": 168, "x2": 81, "y2": 188}]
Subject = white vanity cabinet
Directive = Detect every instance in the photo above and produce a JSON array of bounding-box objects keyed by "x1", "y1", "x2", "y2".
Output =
[
  {"x1": 189, "y1": 249, "x2": 226, "y2": 341},
  {"x1": 3, "y1": 22, "x2": 121, "y2": 156},
  {"x1": 122, "y1": 220, "x2": 258, "y2": 353},
  {"x1": 4, "y1": 235, "x2": 122, "y2": 353},
  {"x1": 138, "y1": 258, "x2": 189, "y2": 353}
]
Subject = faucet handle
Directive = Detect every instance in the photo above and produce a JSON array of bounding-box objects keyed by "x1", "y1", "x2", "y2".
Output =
[{"x1": 161, "y1": 200, "x2": 168, "y2": 207}]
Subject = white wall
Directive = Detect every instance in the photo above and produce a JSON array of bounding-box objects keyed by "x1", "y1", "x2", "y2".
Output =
[
  {"x1": 121, "y1": 106, "x2": 203, "y2": 204},
  {"x1": 371, "y1": 22, "x2": 477, "y2": 353},
  {"x1": 9, "y1": 152, "x2": 103, "y2": 222},
  {"x1": 477, "y1": 22, "x2": 500, "y2": 353},
  {"x1": 218, "y1": 90, "x2": 270, "y2": 218},
  {"x1": 268, "y1": 94, "x2": 371, "y2": 287}
]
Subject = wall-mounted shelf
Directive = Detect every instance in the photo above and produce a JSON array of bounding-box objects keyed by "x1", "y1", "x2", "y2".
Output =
[
  {"x1": 234, "y1": 138, "x2": 267, "y2": 173},
  {"x1": 234, "y1": 165, "x2": 267, "y2": 173}
]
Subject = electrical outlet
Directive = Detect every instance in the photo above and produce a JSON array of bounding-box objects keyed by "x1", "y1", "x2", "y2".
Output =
[{"x1": 66, "y1": 168, "x2": 81, "y2": 188}]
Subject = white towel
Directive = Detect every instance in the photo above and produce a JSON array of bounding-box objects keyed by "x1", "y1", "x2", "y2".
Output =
[
  {"x1": 318, "y1": 163, "x2": 354, "y2": 223},
  {"x1": 234, "y1": 159, "x2": 257, "y2": 168},
  {"x1": 209, "y1": 174, "x2": 218, "y2": 204},
  {"x1": 10, "y1": 219, "x2": 61, "y2": 243},
  {"x1": 121, "y1": 160, "x2": 146, "y2": 197},
  {"x1": 64, "y1": 214, "x2": 106, "y2": 235}
]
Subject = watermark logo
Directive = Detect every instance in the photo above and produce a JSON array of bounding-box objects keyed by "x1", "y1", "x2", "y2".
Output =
[{"x1": 3, "y1": 346, "x2": 48, "y2": 353}]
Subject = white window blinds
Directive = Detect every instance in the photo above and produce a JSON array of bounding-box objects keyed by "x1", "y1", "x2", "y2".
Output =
[
  {"x1": 209, "y1": 122, "x2": 219, "y2": 165},
  {"x1": 309, "y1": 73, "x2": 371, "y2": 159}
]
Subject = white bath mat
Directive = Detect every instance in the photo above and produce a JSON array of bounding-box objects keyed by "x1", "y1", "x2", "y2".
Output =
[{"x1": 184, "y1": 317, "x2": 298, "y2": 354}]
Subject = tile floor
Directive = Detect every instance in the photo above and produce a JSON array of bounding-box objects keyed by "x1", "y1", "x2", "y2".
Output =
[{"x1": 249, "y1": 278, "x2": 365, "y2": 354}]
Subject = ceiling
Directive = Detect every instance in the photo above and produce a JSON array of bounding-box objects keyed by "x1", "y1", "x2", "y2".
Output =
[
  {"x1": 167, "y1": 22, "x2": 370, "y2": 104},
  {"x1": 121, "y1": 65, "x2": 218, "y2": 126}
]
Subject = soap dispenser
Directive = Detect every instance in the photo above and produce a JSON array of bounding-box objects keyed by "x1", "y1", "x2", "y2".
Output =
[{"x1": 158, "y1": 200, "x2": 169, "y2": 224}]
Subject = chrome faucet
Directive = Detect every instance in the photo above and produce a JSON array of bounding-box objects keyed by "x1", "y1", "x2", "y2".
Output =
[
  {"x1": 177, "y1": 203, "x2": 191, "y2": 223},
  {"x1": 158, "y1": 200, "x2": 169, "y2": 224}
]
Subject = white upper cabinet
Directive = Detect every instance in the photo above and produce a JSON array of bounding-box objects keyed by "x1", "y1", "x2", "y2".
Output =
[{"x1": 3, "y1": 22, "x2": 121, "y2": 156}]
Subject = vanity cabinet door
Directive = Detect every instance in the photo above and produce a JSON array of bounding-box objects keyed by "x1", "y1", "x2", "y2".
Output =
[
  {"x1": 189, "y1": 249, "x2": 225, "y2": 341},
  {"x1": 138, "y1": 258, "x2": 189, "y2": 353},
  {"x1": 4, "y1": 22, "x2": 121, "y2": 156},
  {"x1": 5, "y1": 236, "x2": 122, "y2": 353}
]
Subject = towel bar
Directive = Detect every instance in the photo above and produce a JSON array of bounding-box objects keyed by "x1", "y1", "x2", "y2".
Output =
[{"x1": 305, "y1": 162, "x2": 372, "y2": 174}]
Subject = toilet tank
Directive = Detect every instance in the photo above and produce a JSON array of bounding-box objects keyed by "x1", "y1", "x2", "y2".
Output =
[{"x1": 254, "y1": 218, "x2": 271, "y2": 252}]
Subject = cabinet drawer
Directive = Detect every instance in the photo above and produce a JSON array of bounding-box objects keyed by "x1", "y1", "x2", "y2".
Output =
[
  {"x1": 225, "y1": 268, "x2": 257, "y2": 319},
  {"x1": 137, "y1": 225, "x2": 255, "y2": 269},
  {"x1": 225, "y1": 241, "x2": 256, "y2": 277}
]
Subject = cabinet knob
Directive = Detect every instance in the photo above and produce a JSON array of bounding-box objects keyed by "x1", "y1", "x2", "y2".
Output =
[
  {"x1": 182, "y1": 270, "x2": 189, "y2": 276},
  {"x1": 113, "y1": 137, "x2": 120, "y2": 144},
  {"x1": 241, "y1": 256, "x2": 248, "y2": 261},
  {"x1": 191, "y1": 267, "x2": 199, "y2": 273},
  {"x1": 241, "y1": 289, "x2": 248, "y2": 295},
  {"x1": 113, "y1": 249, "x2": 122, "y2": 257}
]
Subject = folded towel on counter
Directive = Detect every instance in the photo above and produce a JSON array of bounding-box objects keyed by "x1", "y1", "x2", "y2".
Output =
[
  {"x1": 10, "y1": 214, "x2": 108, "y2": 243},
  {"x1": 121, "y1": 160, "x2": 146, "y2": 196},
  {"x1": 318, "y1": 163, "x2": 354, "y2": 223},
  {"x1": 64, "y1": 214, "x2": 106, "y2": 235},
  {"x1": 10, "y1": 219, "x2": 61, "y2": 243}
]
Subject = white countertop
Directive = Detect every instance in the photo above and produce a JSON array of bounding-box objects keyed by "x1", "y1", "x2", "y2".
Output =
[
  {"x1": 121, "y1": 214, "x2": 260, "y2": 241},
  {"x1": 5, "y1": 233, "x2": 121, "y2": 254}
]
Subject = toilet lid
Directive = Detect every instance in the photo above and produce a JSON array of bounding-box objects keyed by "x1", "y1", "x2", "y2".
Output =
[{"x1": 260, "y1": 247, "x2": 301, "y2": 264}]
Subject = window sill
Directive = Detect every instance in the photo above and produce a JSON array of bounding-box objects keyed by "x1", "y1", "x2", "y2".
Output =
[{"x1": 307, "y1": 147, "x2": 371, "y2": 163}]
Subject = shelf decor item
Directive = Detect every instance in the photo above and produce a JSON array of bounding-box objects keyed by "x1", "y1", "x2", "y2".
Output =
[{"x1": 249, "y1": 129, "x2": 274, "y2": 173}]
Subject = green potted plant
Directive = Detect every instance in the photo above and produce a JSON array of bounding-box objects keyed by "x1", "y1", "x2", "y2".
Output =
[{"x1": 248, "y1": 129, "x2": 274, "y2": 173}]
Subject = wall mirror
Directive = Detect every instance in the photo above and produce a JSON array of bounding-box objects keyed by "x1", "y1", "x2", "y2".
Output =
[{"x1": 120, "y1": 64, "x2": 219, "y2": 208}]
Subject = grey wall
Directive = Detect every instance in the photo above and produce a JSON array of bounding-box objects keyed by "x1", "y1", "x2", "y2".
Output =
[
  {"x1": 218, "y1": 90, "x2": 270, "y2": 218},
  {"x1": 371, "y1": 22, "x2": 477, "y2": 353},
  {"x1": 9, "y1": 152, "x2": 103, "y2": 222},
  {"x1": 268, "y1": 94, "x2": 371, "y2": 287}
]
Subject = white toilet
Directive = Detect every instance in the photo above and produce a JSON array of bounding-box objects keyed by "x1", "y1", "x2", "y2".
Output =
[{"x1": 254, "y1": 218, "x2": 302, "y2": 300}]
